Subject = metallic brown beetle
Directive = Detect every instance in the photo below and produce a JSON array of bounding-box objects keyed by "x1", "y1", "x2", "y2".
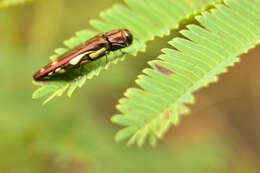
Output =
[{"x1": 33, "y1": 29, "x2": 133, "y2": 81}]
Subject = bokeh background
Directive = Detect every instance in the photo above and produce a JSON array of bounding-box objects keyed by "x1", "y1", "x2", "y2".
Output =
[{"x1": 0, "y1": 0, "x2": 260, "y2": 172}]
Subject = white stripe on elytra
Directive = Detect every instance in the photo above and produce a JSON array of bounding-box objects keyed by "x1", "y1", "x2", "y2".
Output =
[{"x1": 69, "y1": 52, "x2": 89, "y2": 65}]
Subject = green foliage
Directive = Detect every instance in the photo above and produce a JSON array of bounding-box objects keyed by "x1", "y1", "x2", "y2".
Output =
[
  {"x1": 112, "y1": 0, "x2": 260, "y2": 146},
  {"x1": 0, "y1": 48, "x2": 238, "y2": 172},
  {"x1": 31, "y1": 0, "x2": 260, "y2": 146},
  {"x1": 32, "y1": 0, "x2": 219, "y2": 104},
  {"x1": 0, "y1": 0, "x2": 34, "y2": 7},
  {"x1": 2, "y1": 0, "x2": 260, "y2": 171}
]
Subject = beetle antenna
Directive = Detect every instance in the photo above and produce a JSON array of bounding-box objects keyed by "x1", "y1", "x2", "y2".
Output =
[{"x1": 105, "y1": 54, "x2": 108, "y2": 64}]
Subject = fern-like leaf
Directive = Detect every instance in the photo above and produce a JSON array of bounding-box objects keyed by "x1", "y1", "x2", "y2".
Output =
[
  {"x1": 32, "y1": 0, "x2": 219, "y2": 104},
  {"x1": 112, "y1": 0, "x2": 260, "y2": 146},
  {"x1": 0, "y1": 0, "x2": 34, "y2": 7}
]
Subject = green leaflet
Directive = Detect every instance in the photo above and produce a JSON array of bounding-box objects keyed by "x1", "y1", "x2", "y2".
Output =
[
  {"x1": 32, "y1": 0, "x2": 219, "y2": 104},
  {"x1": 112, "y1": 0, "x2": 260, "y2": 146},
  {"x1": 0, "y1": 0, "x2": 34, "y2": 7}
]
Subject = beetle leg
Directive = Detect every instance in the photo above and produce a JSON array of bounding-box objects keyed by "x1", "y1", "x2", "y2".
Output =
[
  {"x1": 79, "y1": 59, "x2": 91, "y2": 75},
  {"x1": 105, "y1": 50, "x2": 110, "y2": 64}
]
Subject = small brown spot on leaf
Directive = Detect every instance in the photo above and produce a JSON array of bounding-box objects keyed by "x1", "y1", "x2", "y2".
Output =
[{"x1": 155, "y1": 64, "x2": 174, "y2": 76}]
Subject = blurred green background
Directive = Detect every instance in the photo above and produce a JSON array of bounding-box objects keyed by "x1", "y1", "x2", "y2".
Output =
[{"x1": 0, "y1": 0, "x2": 260, "y2": 172}]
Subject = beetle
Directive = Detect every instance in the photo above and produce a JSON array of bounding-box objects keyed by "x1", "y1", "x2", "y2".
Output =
[{"x1": 33, "y1": 29, "x2": 133, "y2": 81}]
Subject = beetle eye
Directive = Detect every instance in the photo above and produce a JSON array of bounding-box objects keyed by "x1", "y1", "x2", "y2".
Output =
[{"x1": 125, "y1": 31, "x2": 133, "y2": 45}]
